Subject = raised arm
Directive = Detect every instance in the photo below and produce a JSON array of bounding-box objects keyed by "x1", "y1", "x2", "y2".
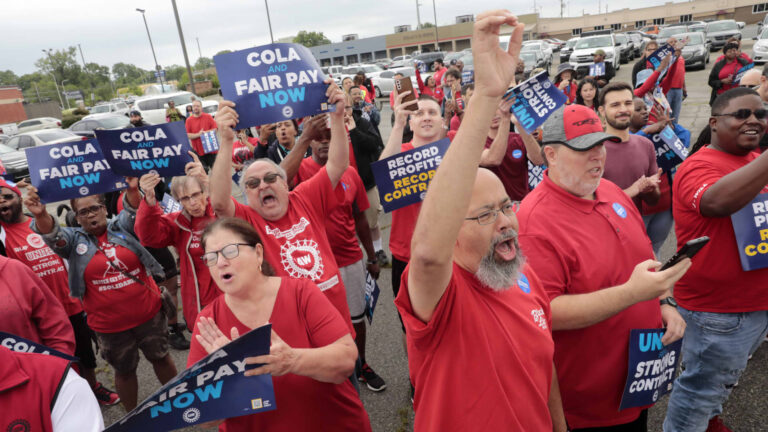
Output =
[
  {"x1": 480, "y1": 100, "x2": 514, "y2": 167},
  {"x1": 380, "y1": 91, "x2": 418, "y2": 160},
  {"x1": 209, "y1": 101, "x2": 239, "y2": 217},
  {"x1": 324, "y1": 80, "x2": 350, "y2": 188},
  {"x1": 407, "y1": 11, "x2": 524, "y2": 322},
  {"x1": 700, "y1": 149, "x2": 768, "y2": 217},
  {"x1": 281, "y1": 116, "x2": 321, "y2": 184}
]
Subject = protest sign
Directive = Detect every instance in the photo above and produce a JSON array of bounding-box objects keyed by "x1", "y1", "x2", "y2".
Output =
[
  {"x1": 371, "y1": 138, "x2": 450, "y2": 213},
  {"x1": 215, "y1": 43, "x2": 333, "y2": 129},
  {"x1": 161, "y1": 194, "x2": 182, "y2": 214},
  {"x1": 650, "y1": 126, "x2": 688, "y2": 173},
  {"x1": 528, "y1": 161, "x2": 546, "y2": 190},
  {"x1": 461, "y1": 69, "x2": 474, "y2": 85},
  {"x1": 95, "y1": 123, "x2": 192, "y2": 178},
  {"x1": 27, "y1": 140, "x2": 127, "y2": 203},
  {"x1": 589, "y1": 62, "x2": 606, "y2": 76},
  {"x1": 504, "y1": 71, "x2": 567, "y2": 134},
  {"x1": 0, "y1": 331, "x2": 79, "y2": 362},
  {"x1": 619, "y1": 328, "x2": 682, "y2": 410},
  {"x1": 364, "y1": 271, "x2": 380, "y2": 324},
  {"x1": 734, "y1": 63, "x2": 755, "y2": 84},
  {"x1": 201, "y1": 130, "x2": 220, "y2": 154},
  {"x1": 730, "y1": 192, "x2": 768, "y2": 271},
  {"x1": 647, "y1": 44, "x2": 675, "y2": 69},
  {"x1": 105, "y1": 324, "x2": 275, "y2": 432}
]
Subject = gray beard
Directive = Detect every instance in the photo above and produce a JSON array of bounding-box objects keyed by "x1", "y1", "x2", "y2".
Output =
[{"x1": 475, "y1": 232, "x2": 526, "y2": 292}]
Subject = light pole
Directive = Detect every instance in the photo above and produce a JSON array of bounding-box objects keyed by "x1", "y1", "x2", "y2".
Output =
[
  {"x1": 136, "y1": 8, "x2": 166, "y2": 92},
  {"x1": 264, "y1": 0, "x2": 275, "y2": 43},
  {"x1": 431, "y1": 0, "x2": 439, "y2": 51},
  {"x1": 170, "y1": 0, "x2": 197, "y2": 96},
  {"x1": 61, "y1": 79, "x2": 71, "y2": 109},
  {"x1": 415, "y1": 0, "x2": 422, "y2": 29},
  {"x1": 41, "y1": 49, "x2": 65, "y2": 109}
]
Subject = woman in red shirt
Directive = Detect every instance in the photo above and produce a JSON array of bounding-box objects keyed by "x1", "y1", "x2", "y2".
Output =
[
  {"x1": 188, "y1": 218, "x2": 371, "y2": 431},
  {"x1": 708, "y1": 42, "x2": 752, "y2": 105},
  {"x1": 414, "y1": 65, "x2": 444, "y2": 104},
  {"x1": 555, "y1": 63, "x2": 578, "y2": 104}
]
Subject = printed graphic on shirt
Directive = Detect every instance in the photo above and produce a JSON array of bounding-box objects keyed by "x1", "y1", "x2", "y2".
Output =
[
  {"x1": 93, "y1": 240, "x2": 141, "y2": 291},
  {"x1": 279, "y1": 239, "x2": 324, "y2": 281},
  {"x1": 531, "y1": 308, "x2": 548, "y2": 329},
  {"x1": 517, "y1": 273, "x2": 531, "y2": 294},
  {"x1": 265, "y1": 217, "x2": 310, "y2": 241},
  {"x1": 26, "y1": 233, "x2": 45, "y2": 248},
  {"x1": 613, "y1": 202, "x2": 628, "y2": 219}
]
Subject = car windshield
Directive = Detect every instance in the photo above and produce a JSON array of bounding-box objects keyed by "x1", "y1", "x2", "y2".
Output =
[
  {"x1": 363, "y1": 65, "x2": 383, "y2": 73},
  {"x1": 0, "y1": 144, "x2": 15, "y2": 154},
  {"x1": 520, "y1": 52, "x2": 537, "y2": 65},
  {"x1": 761, "y1": 28, "x2": 768, "y2": 39},
  {"x1": 459, "y1": 53, "x2": 473, "y2": 66},
  {"x1": 616, "y1": 35, "x2": 627, "y2": 43},
  {"x1": 97, "y1": 116, "x2": 131, "y2": 129},
  {"x1": 708, "y1": 21, "x2": 738, "y2": 32},
  {"x1": 90, "y1": 105, "x2": 111, "y2": 114},
  {"x1": 681, "y1": 33, "x2": 704, "y2": 44},
  {"x1": 35, "y1": 130, "x2": 74, "y2": 143},
  {"x1": 575, "y1": 36, "x2": 612, "y2": 49},
  {"x1": 522, "y1": 43, "x2": 542, "y2": 51},
  {"x1": 566, "y1": 39, "x2": 579, "y2": 48},
  {"x1": 659, "y1": 27, "x2": 687, "y2": 38},
  {"x1": 169, "y1": 94, "x2": 195, "y2": 106}
]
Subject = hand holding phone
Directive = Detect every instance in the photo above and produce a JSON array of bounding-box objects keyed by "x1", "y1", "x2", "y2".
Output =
[
  {"x1": 395, "y1": 77, "x2": 418, "y2": 112},
  {"x1": 660, "y1": 236, "x2": 710, "y2": 271}
]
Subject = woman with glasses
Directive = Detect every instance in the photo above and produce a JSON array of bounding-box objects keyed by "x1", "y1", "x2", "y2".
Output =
[
  {"x1": 27, "y1": 179, "x2": 178, "y2": 412},
  {"x1": 134, "y1": 153, "x2": 220, "y2": 332},
  {"x1": 188, "y1": 218, "x2": 371, "y2": 431}
]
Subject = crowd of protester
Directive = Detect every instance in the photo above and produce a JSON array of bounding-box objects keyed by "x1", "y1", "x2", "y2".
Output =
[{"x1": 2, "y1": 8, "x2": 767, "y2": 432}]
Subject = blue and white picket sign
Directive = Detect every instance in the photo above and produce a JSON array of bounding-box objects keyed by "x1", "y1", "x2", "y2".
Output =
[
  {"x1": 528, "y1": 161, "x2": 546, "y2": 190},
  {"x1": 95, "y1": 122, "x2": 193, "y2": 178},
  {"x1": 504, "y1": 71, "x2": 567, "y2": 134},
  {"x1": 734, "y1": 63, "x2": 755, "y2": 84},
  {"x1": 589, "y1": 61, "x2": 606, "y2": 76},
  {"x1": 105, "y1": 324, "x2": 276, "y2": 432},
  {"x1": 371, "y1": 138, "x2": 450, "y2": 213},
  {"x1": 461, "y1": 69, "x2": 475, "y2": 85},
  {"x1": 730, "y1": 192, "x2": 768, "y2": 271},
  {"x1": 201, "y1": 130, "x2": 220, "y2": 154},
  {"x1": 27, "y1": 139, "x2": 127, "y2": 203},
  {"x1": 647, "y1": 44, "x2": 675, "y2": 69},
  {"x1": 364, "y1": 271, "x2": 381, "y2": 325},
  {"x1": 650, "y1": 126, "x2": 688, "y2": 173},
  {"x1": 161, "y1": 194, "x2": 182, "y2": 214},
  {"x1": 215, "y1": 43, "x2": 334, "y2": 129},
  {"x1": 0, "y1": 331, "x2": 79, "y2": 362},
  {"x1": 619, "y1": 328, "x2": 682, "y2": 410}
]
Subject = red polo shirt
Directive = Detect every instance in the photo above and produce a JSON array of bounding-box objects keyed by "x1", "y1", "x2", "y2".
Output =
[
  {"x1": 482, "y1": 133, "x2": 530, "y2": 201},
  {"x1": 517, "y1": 172, "x2": 662, "y2": 429},
  {"x1": 672, "y1": 147, "x2": 768, "y2": 312},
  {"x1": 185, "y1": 113, "x2": 217, "y2": 155}
]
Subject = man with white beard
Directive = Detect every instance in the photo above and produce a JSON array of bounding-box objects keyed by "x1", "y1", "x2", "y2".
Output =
[
  {"x1": 517, "y1": 104, "x2": 691, "y2": 431},
  {"x1": 394, "y1": 10, "x2": 567, "y2": 431}
]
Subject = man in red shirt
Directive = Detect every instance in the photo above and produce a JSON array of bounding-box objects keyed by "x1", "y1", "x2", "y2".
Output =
[
  {"x1": 395, "y1": 12, "x2": 566, "y2": 430},
  {"x1": 185, "y1": 100, "x2": 218, "y2": 171},
  {"x1": 432, "y1": 58, "x2": 447, "y2": 87},
  {"x1": 664, "y1": 88, "x2": 768, "y2": 432},
  {"x1": 0, "y1": 179, "x2": 119, "y2": 406},
  {"x1": 480, "y1": 98, "x2": 545, "y2": 200},
  {"x1": 517, "y1": 104, "x2": 691, "y2": 431},
  {"x1": 210, "y1": 80, "x2": 356, "y2": 333}
]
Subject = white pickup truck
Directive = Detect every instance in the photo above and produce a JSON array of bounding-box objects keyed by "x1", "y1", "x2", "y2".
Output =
[{"x1": 0, "y1": 123, "x2": 18, "y2": 136}]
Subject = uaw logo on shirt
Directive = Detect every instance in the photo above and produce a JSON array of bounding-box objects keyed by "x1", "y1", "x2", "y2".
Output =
[
  {"x1": 279, "y1": 239, "x2": 324, "y2": 281},
  {"x1": 265, "y1": 218, "x2": 310, "y2": 241},
  {"x1": 26, "y1": 233, "x2": 45, "y2": 249},
  {"x1": 531, "y1": 308, "x2": 548, "y2": 329}
]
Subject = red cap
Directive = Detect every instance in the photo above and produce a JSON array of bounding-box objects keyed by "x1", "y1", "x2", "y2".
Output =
[{"x1": 0, "y1": 178, "x2": 21, "y2": 197}]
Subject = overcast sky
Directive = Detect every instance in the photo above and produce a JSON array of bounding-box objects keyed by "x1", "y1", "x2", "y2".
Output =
[{"x1": 5, "y1": 0, "x2": 679, "y2": 75}]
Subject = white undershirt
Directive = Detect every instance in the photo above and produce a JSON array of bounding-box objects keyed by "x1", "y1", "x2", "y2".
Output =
[{"x1": 51, "y1": 369, "x2": 104, "y2": 432}]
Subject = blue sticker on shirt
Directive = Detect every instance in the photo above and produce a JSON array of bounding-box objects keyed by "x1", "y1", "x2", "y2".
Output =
[
  {"x1": 517, "y1": 273, "x2": 531, "y2": 294},
  {"x1": 512, "y1": 149, "x2": 523, "y2": 159},
  {"x1": 613, "y1": 202, "x2": 628, "y2": 219}
]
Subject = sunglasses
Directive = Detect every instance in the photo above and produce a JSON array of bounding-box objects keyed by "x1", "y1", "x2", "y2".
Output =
[
  {"x1": 244, "y1": 172, "x2": 281, "y2": 189},
  {"x1": 713, "y1": 108, "x2": 768, "y2": 121},
  {"x1": 75, "y1": 204, "x2": 104, "y2": 217}
]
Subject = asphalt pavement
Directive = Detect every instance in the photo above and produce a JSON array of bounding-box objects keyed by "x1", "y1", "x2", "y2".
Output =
[{"x1": 86, "y1": 28, "x2": 767, "y2": 432}]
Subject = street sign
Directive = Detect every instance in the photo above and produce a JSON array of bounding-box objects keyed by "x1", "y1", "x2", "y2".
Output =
[
  {"x1": 154, "y1": 70, "x2": 166, "y2": 79},
  {"x1": 63, "y1": 90, "x2": 83, "y2": 100}
]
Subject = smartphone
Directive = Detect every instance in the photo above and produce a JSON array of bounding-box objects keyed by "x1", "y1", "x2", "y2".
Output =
[
  {"x1": 395, "y1": 77, "x2": 418, "y2": 111},
  {"x1": 660, "y1": 236, "x2": 710, "y2": 271}
]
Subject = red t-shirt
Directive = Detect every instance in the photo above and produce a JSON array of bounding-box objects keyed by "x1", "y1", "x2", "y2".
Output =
[
  {"x1": 185, "y1": 113, "x2": 217, "y2": 155},
  {"x1": 395, "y1": 263, "x2": 554, "y2": 431},
  {"x1": 603, "y1": 134, "x2": 659, "y2": 212},
  {"x1": 296, "y1": 160, "x2": 370, "y2": 267},
  {"x1": 517, "y1": 172, "x2": 662, "y2": 429},
  {"x1": 672, "y1": 147, "x2": 768, "y2": 312},
  {"x1": 82, "y1": 233, "x2": 161, "y2": 333},
  {"x1": 717, "y1": 60, "x2": 743, "y2": 95},
  {"x1": 389, "y1": 142, "x2": 421, "y2": 262},
  {"x1": 483, "y1": 133, "x2": 530, "y2": 201},
  {"x1": 1, "y1": 219, "x2": 82, "y2": 316},
  {"x1": 232, "y1": 167, "x2": 353, "y2": 332},
  {"x1": 187, "y1": 277, "x2": 371, "y2": 432},
  {"x1": 232, "y1": 138, "x2": 258, "y2": 165}
]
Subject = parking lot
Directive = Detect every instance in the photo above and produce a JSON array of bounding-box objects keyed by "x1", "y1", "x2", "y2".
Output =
[{"x1": 69, "y1": 27, "x2": 768, "y2": 432}]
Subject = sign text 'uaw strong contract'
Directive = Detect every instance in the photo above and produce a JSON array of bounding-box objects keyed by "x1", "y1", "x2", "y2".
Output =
[{"x1": 215, "y1": 43, "x2": 334, "y2": 129}]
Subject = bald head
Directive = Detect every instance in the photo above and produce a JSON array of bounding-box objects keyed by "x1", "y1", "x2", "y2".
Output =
[{"x1": 740, "y1": 69, "x2": 762, "y2": 87}]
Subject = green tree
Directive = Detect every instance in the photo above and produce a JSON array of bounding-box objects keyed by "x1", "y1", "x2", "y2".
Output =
[
  {"x1": 194, "y1": 57, "x2": 214, "y2": 70},
  {"x1": 0, "y1": 70, "x2": 18, "y2": 85},
  {"x1": 293, "y1": 31, "x2": 331, "y2": 47},
  {"x1": 111, "y1": 62, "x2": 148, "y2": 86},
  {"x1": 165, "y1": 65, "x2": 186, "y2": 82},
  {"x1": 35, "y1": 47, "x2": 82, "y2": 85},
  {"x1": 214, "y1": 50, "x2": 232, "y2": 57},
  {"x1": 420, "y1": 22, "x2": 435, "y2": 29}
]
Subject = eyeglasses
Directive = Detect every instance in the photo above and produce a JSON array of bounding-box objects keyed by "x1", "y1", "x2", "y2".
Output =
[
  {"x1": 713, "y1": 108, "x2": 768, "y2": 121},
  {"x1": 0, "y1": 193, "x2": 16, "y2": 201},
  {"x1": 75, "y1": 205, "x2": 104, "y2": 218},
  {"x1": 465, "y1": 201, "x2": 520, "y2": 225},
  {"x1": 178, "y1": 191, "x2": 204, "y2": 204},
  {"x1": 201, "y1": 243, "x2": 253, "y2": 267},
  {"x1": 244, "y1": 173, "x2": 281, "y2": 189}
]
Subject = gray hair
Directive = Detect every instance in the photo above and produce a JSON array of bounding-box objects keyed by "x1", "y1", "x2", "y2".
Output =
[
  {"x1": 170, "y1": 175, "x2": 207, "y2": 200},
  {"x1": 238, "y1": 158, "x2": 287, "y2": 191}
]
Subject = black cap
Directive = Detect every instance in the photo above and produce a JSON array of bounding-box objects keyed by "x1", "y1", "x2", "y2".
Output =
[{"x1": 129, "y1": 110, "x2": 141, "y2": 117}]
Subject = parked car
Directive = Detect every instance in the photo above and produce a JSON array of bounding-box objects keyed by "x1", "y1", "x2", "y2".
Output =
[
  {"x1": 626, "y1": 32, "x2": 645, "y2": 57},
  {"x1": 88, "y1": 101, "x2": 130, "y2": 116},
  {"x1": 705, "y1": 20, "x2": 742, "y2": 51},
  {"x1": 522, "y1": 40, "x2": 554, "y2": 63},
  {"x1": 639, "y1": 24, "x2": 662, "y2": 35},
  {"x1": 520, "y1": 51, "x2": 549, "y2": 78},
  {"x1": 132, "y1": 91, "x2": 218, "y2": 124},
  {"x1": 545, "y1": 38, "x2": 566, "y2": 51},
  {"x1": 0, "y1": 143, "x2": 29, "y2": 180},
  {"x1": 68, "y1": 114, "x2": 132, "y2": 139},
  {"x1": 373, "y1": 58, "x2": 392, "y2": 68},
  {"x1": 370, "y1": 68, "x2": 421, "y2": 97},
  {"x1": 676, "y1": 32, "x2": 711, "y2": 70},
  {"x1": 0, "y1": 135, "x2": 10, "y2": 145},
  {"x1": 4, "y1": 129, "x2": 82, "y2": 151},
  {"x1": 753, "y1": 27, "x2": 768, "y2": 64},
  {"x1": 657, "y1": 25, "x2": 689, "y2": 40},
  {"x1": 615, "y1": 33, "x2": 634, "y2": 63},
  {"x1": 413, "y1": 51, "x2": 448, "y2": 69},
  {"x1": 388, "y1": 55, "x2": 414, "y2": 69},
  {"x1": 559, "y1": 38, "x2": 580, "y2": 63},
  {"x1": 758, "y1": 14, "x2": 768, "y2": 34},
  {"x1": 443, "y1": 51, "x2": 464, "y2": 65},
  {"x1": 688, "y1": 23, "x2": 707, "y2": 34},
  {"x1": 16, "y1": 117, "x2": 61, "y2": 134},
  {"x1": 569, "y1": 34, "x2": 621, "y2": 78}
]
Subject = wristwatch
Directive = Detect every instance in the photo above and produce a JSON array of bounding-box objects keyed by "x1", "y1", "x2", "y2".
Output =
[
  {"x1": 660, "y1": 297, "x2": 678, "y2": 308},
  {"x1": 367, "y1": 257, "x2": 378, "y2": 265}
]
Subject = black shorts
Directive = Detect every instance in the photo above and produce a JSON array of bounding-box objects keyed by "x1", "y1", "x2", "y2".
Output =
[
  {"x1": 146, "y1": 246, "x2": 179, "y2": 282},
  {"x1": 391, "y1": 256, "x2": 408, "y2": 333},
  {"x1": 69, "y1": 311, "x2": 97, "y2": 369}
]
